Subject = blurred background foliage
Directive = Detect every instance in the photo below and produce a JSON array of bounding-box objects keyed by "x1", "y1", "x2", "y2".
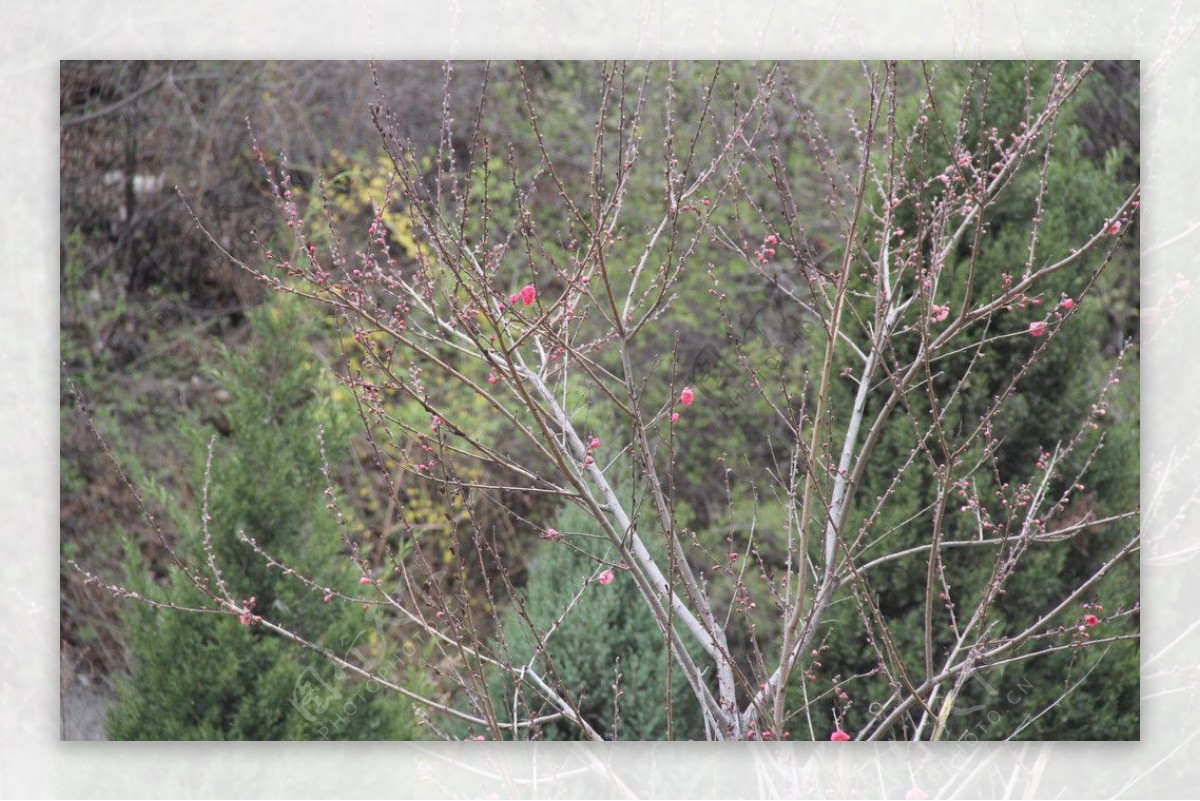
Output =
[{"x1": 61, "y1": 60, "x2": 1137, "y2": 740}]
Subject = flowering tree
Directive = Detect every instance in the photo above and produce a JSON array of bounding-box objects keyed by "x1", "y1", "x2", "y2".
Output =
[{"x1": 90, "y1": 60, "x2": 1139, "y2": 741}]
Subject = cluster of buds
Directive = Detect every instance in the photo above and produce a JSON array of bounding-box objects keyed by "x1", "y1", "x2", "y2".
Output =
[
  {"x1": 238, "y1": 596, "x2": 257, "y2": 626},
  {"x1": 752, "y1": 233, "x2": 779, "y2": 264},
  {"x1": 744, "y1": 720, "x2": 790, "y2": 740}
]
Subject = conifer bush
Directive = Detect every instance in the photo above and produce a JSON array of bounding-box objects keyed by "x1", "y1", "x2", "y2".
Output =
[
  {"x1": 106, "y1": 299, "x2": 421, "y2": 740},
  {"x1": 491, "y1": 493, "x2": 708, "y2": 740}
]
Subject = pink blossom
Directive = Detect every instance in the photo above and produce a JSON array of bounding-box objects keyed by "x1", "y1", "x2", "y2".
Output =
[
  {"x1": 830, "y1": 728, "x2": 851, "y2": 741},
  {"x1": 680, "y1": 387, "x2": 695, "y2": 406},
  {"x1": 930, "y1": 304, "x2": 949, "y2": 323},
  {"x1": 1084, "y1": 614, "x2": 1099, "y2": 628},
  {"x1": 520, "y1": 284, "x2": 537, "y2": 305},
  {"x1": 1060, "y1": 297, "x2": 1076, "y2": 311},
  {"x1": 598, "y1": 569, "x2": 615, "y2": 586},
  {"x1": 543, "y1": 527, "x2": 562, "y2": 541},
  {"x1": 359, "y1": 575, "x2": 372, "y2": 585},
  {"x1": 238, "y1": 599, "x2": 256, "y2": 626},
  {"x1": 487, "y1": 373, "x2": 498, "y2": 385},
  {"x1": 508, "y1": 293, "x2": 519, "y2": 304},
  {"x1": 589, "y1": 437, "x2": 601, "y2": 449},
  {"x1": 765, "y1": 234, "x2": 779, "y2": 246},
  {"x1": 1106, "y1": 220, "x2": 1121, "y2": 236},
  {"x1": 670, "y1": 412, "x2": 680, "y2": 424},
  {"x1": 1028, "y1": 321, "x2": 1046, "y2": 337}
]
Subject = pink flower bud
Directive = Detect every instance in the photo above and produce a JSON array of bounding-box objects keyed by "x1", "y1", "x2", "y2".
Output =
[
  {"x1": 520, "y1": 284, "x2": 537, "y2": 305},
  {"x1": 1028, "y1": 321, "x2": 1047, "y2": 337},
  {"x1": 1060, "y1": 297, "x2": 1075, "y2": 311},
  {"x1": 590, "y1": 437, "x2": 601, "y2": 449},
  {"x1": 765, "y1": 234, "x2": 779, "y2": 246},
  {"x1": 598, "y1": 569, "x2": 615, "y2": 586},
  {"x1": 680, "y1": 387, "x2": 695, "y2": 406},
  {"x1": 830, "y1": 729, "x2": 851, "y2": 741},
  {"x1": 671, "y1": 412, "x2": 680, "y2": 424}
]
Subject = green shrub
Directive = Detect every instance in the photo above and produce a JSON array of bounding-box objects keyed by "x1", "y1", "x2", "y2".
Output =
[
  {"x1": 490, "y1": 495, "x2": 709, "y2": 741},
  {"x1": 107, "y1": 298, "x2": 423, "y2": 740}
]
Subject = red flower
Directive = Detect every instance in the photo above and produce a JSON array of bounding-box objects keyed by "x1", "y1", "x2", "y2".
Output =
[
  {"x1": 830, "y1": 728, "x2": 851, "y2": 741},
  {"x1": 1084, "y1": 614, "x2": 1099, "y2": 628},
  {"x1": 680, "y1": 387, "x2": 695, "y2": 406},
  {"x1": 598, "y1": 569, "x2": 615, "y2": 586},
  {"x1": 520, "y1": 284, "x2": 537, "y2": 305},
  {"x1": 1028, "y1": 321, "x2": 1046, "y2": 337}
]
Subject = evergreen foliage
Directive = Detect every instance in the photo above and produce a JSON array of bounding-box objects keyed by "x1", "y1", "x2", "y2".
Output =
[
  {"x1": 491, "y1": 496, "x2": 708, "y2": 740},
  {"x1": 782, "y1": 62, "x2": 1139, "y2": 739},
  {"x1": 107, "y1": 299, "x2": 422, "y2": 740}
]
